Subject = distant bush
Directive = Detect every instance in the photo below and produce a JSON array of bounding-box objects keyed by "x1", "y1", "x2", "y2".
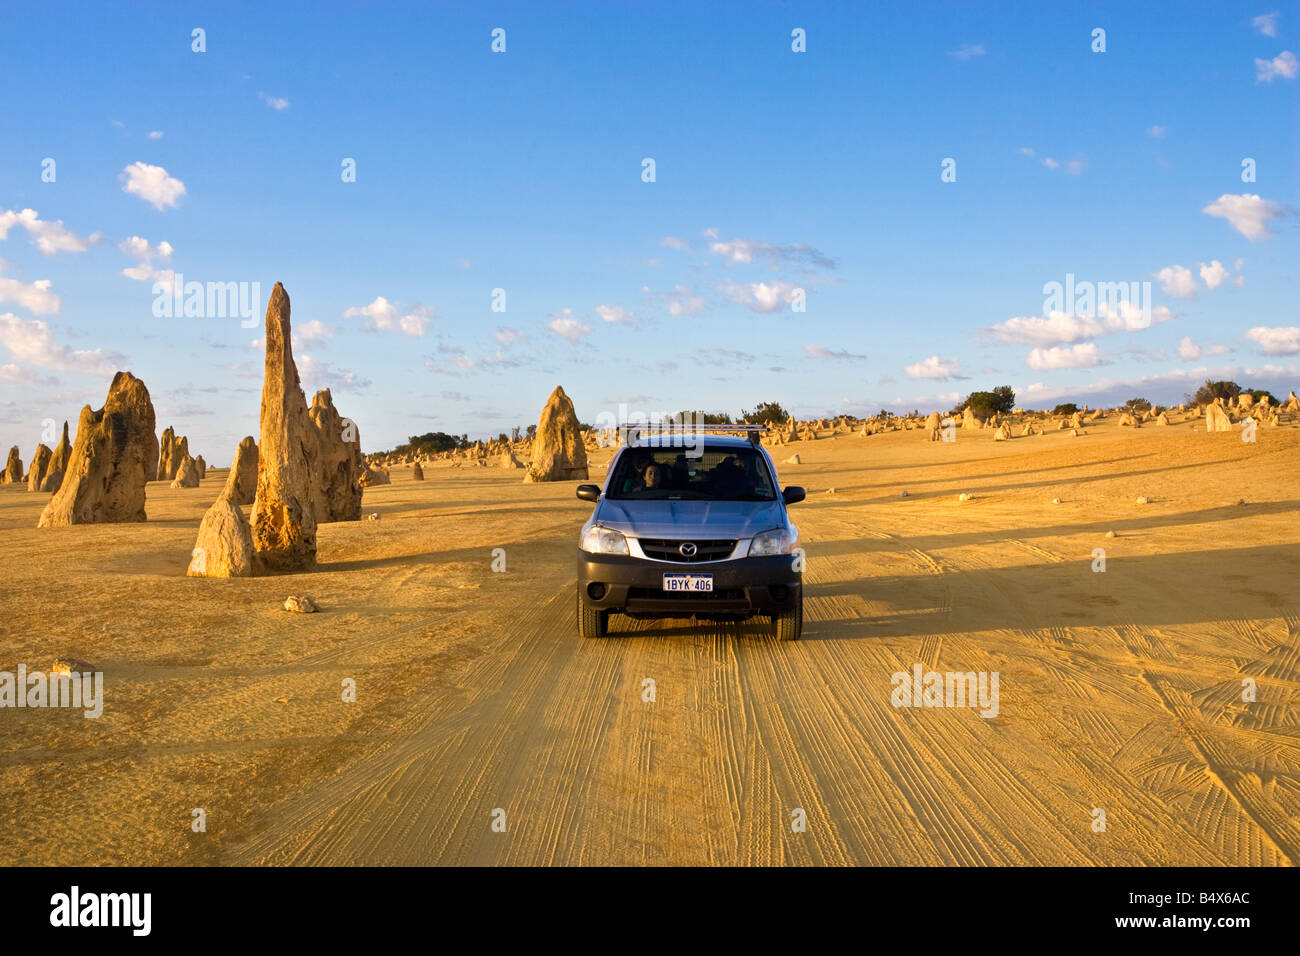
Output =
[
  {"x1": 398, "y1": 431, "x2": 467, "y2": 456},
  {"x1": 959, "y1": 386, "x2": 1016, "y2": 420},
  {"x1": 1052, "y1": 403, "x2": 1079, "y2": 415},
  {"x1": 672, "y1": 410, "x2": 732, "y2": 425},
  {"x1": 740, "y1": 401, "x2": 790, "y2": 426},
  {"x1": 1191, "y1": 380, "x2": 1240, "y2": 405},
  {"x1": 1125, "y1": 397, "x2": 1152, "y2": 412}
]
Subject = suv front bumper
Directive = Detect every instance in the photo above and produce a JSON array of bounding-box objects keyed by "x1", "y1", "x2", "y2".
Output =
[{"x1": 578, "y1": 551, "x2": 801, "y2": 615}]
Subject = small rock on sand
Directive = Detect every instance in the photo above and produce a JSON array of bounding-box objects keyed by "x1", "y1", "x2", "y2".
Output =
[
  {"x1": 1136, "y1": 496, "x2": 1149, "y2": 505},
  {"x1": 52, "y1": 657, "x2": 92, "y2": 675},
  {"x1": 1052, "y1": 497, "x2": 1062, "y2": 504},
  {"x1": 1105, "y1": 530, "x2": 1117, "y2": 538},
  {"x1": 283, "y1": 595, "x2": 317, "y2": 613},
  {"x1": 958, "y1": 493, "x2": 973, "y2": 501}
]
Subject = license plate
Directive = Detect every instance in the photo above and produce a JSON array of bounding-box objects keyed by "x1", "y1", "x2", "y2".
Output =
[{"x1": 663, "y1": 573, "x2": 713, "y2": 592}]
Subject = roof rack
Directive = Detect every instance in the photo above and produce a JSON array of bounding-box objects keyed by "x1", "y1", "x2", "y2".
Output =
[{"x1": 617, "y1": 423, "x2": 769, "y2": 445}]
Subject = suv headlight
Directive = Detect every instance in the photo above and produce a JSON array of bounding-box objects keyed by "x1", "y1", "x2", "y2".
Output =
[
  {"x1": 581, "y1": 525, "x2": 629, "y2": 554},
  {"x1": 748, "y1": 528, "x2": 795, "y2": 556}
]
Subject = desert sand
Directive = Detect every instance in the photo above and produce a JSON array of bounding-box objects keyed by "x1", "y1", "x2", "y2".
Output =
[{"x1": 1, "y1": 419, "x2": 1297, "y2": 865}]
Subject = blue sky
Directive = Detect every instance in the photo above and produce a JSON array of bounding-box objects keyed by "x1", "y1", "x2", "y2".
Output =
[{"x1": 1, "y1": 1, "x2": 1296, "y2": 458}]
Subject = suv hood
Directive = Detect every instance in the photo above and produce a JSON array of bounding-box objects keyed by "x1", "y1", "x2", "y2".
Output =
[{"x1": 594, "y1": 498, "x2": 786, "y2": 540}]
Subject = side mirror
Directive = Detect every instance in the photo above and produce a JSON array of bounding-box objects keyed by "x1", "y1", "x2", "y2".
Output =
[
  {"x1": 782, "y1": 486, "x2": 806, "y2": 505},
  {"x1": 576, "y1": 484, "x2": 601, "y2": 502}
]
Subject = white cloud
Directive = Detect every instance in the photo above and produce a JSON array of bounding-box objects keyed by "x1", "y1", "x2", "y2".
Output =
[
  {"x1": 1176, "y1": 336, "x2": 1231, "y2": 362},
  {"x1": 0, "y1": 208, "x2": 100, "y2": 255},
  {"x1": 645, "y1": 283, "x2": 707, "y2": 317},
  {"x1": 1098, "y1": 300, "x2": 1175, "y2": 331},
  {"x1": 1253, "y1": 12, "x2": 1280, "y2": 37},
  {"x1": 948, "y1": 43, "x2": 985, "y2": 60},
  {"x1": 988, "y1": 301, "x2": 1173, "y2": 348},
  {"x1": 120, "y1": 162, "x2": 186, "y2": 210},
  {"x1": 1255, "y1": 50, "x2": 1297, "y2": 81},
  {"x1": 148, "y1": 130, "x2": 164, "y2": 140},
  {"x1": 804, "y1": 345, "x2": 865, "y2": 360},
  {"x1": 904, "y1": 355, "x2": 963, "y2": 379},
  {"x1": 493, "y1": 326, "x2": 526, "y2": 346},
  {"x1": 400, "y1": 310, "x2": 432, "y2": 337},
  {"x1": 1245, "y1": 326, "x2": 1300, "y2": 355},
  {"x1": 594, "y1": 304, "x2": 635, "y2": 324},
  {"x1": 0, "y1": 270, "x2": 60, "y2": 315},
  {"x1": 720, "y1": 280, "x2": 802, "y2": 313},
  {"x1": 0, "y1": 363, "x2": 58, "y2": 386},
  {"x1": 297, "y1": 353, "x2": 369, "y2": 392},
  {"x1": 667, "y1": 285, "x2": 706, "y2": 316},
  {"x1": 692, "y1": 347, "x2": 754, "y2": 367},
  {"x1": 432, "y1": 341, "x2": 476, "y2": 371},
  {"x1": 1155, "y1": 264, "x2": 1199, "y2": 299},
  {"x1": 1027, "y1": 152, "x2": 1088, "y2": 175},
  {"x1": 1198, "y1": 259, "x2": 1229, "y2": 290},
  {"x1": 1026, "y1": 343, "x2": 1101, "y2": 370},
  {"x1": 985, "y1": 312, "x2": 1104, "y2": 347},
  {"x1": 1202, "y1": 193, "x2": 1284, "y2": 240},
  {"x1": 479, "y1": 348, "x2": 525, "y2": 370},
  {"x1": 119, "y1": 235, "x2": 172, "y2": 261},
  {"x1": 342, "y1": 296, "x2": 432, "y2": 337},
  {"x1": 294, "y1": 319, "x2": 336, "y2": 350},
  {"x1": 0, "y1": 313, "x2": 123, "y2": 373},
  {"x1": 659, "y1": 236, "x2": 690, "y2": 251},
  {"x1": 706, "y1": 234, "x2": 835, "y2": 270},
  {"x1": 258, "y1": 91, "x2": 290, "y2": 110},
  {"x1": 344, "y1": 296, "x2": 395, "y2": 327},
  {"x1": 118, "y1": 236, "x2": 176, "y2": 291},
  {"x1": 1147, "y1": 124, "x2": 1167, "y2": 138},
  {"x1": 547, "y1": 309, "x2": 590, "y2": 343}
]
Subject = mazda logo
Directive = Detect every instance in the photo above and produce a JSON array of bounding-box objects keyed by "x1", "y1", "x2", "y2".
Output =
[{"x1": 679, "y1": 542, "x2": 698, "y2": 557}]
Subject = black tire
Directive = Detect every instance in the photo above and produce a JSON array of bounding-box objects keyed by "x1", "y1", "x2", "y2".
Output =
[
  {"x1": 772, "y1": 589, "x2": 802, "y2": 641},
  {"x1": 578, "y1": 590, "x2": 610, "y2": 639}
]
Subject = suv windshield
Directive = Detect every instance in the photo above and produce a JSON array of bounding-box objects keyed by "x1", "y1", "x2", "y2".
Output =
[{"x1": 607, "y1": 446, "x2": 777, "y2": 501}]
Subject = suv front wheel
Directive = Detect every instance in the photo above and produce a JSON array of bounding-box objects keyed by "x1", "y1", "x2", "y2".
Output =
[
  {"x1": 577, "y1": 590, "x2": 610, "y2": 639},
  {"x1": 771, "y1": 588, "x2": 803, "y2": 641}
]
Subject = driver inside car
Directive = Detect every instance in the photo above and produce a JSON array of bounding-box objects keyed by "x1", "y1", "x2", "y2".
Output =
[{"x1": 643, "y1": 462, "x2": 668, "y2": 492}]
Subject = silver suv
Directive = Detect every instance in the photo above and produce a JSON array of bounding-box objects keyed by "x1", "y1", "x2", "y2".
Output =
[{"x1": 574, "y1": 428, "x2": 805, "y2": 640}]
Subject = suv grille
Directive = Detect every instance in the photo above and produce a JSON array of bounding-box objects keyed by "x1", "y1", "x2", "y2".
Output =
[{"x1": 638, "y1": 538, "x2": 738, "y2": 562}]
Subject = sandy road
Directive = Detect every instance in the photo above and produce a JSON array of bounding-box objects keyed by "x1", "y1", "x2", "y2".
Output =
[
  {"x1": 225, "y1": 438, "x2": 1298, "y2": 865},
  {"x1": 2, "y1": 423, "x2": 1298, "y2": 866}
]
